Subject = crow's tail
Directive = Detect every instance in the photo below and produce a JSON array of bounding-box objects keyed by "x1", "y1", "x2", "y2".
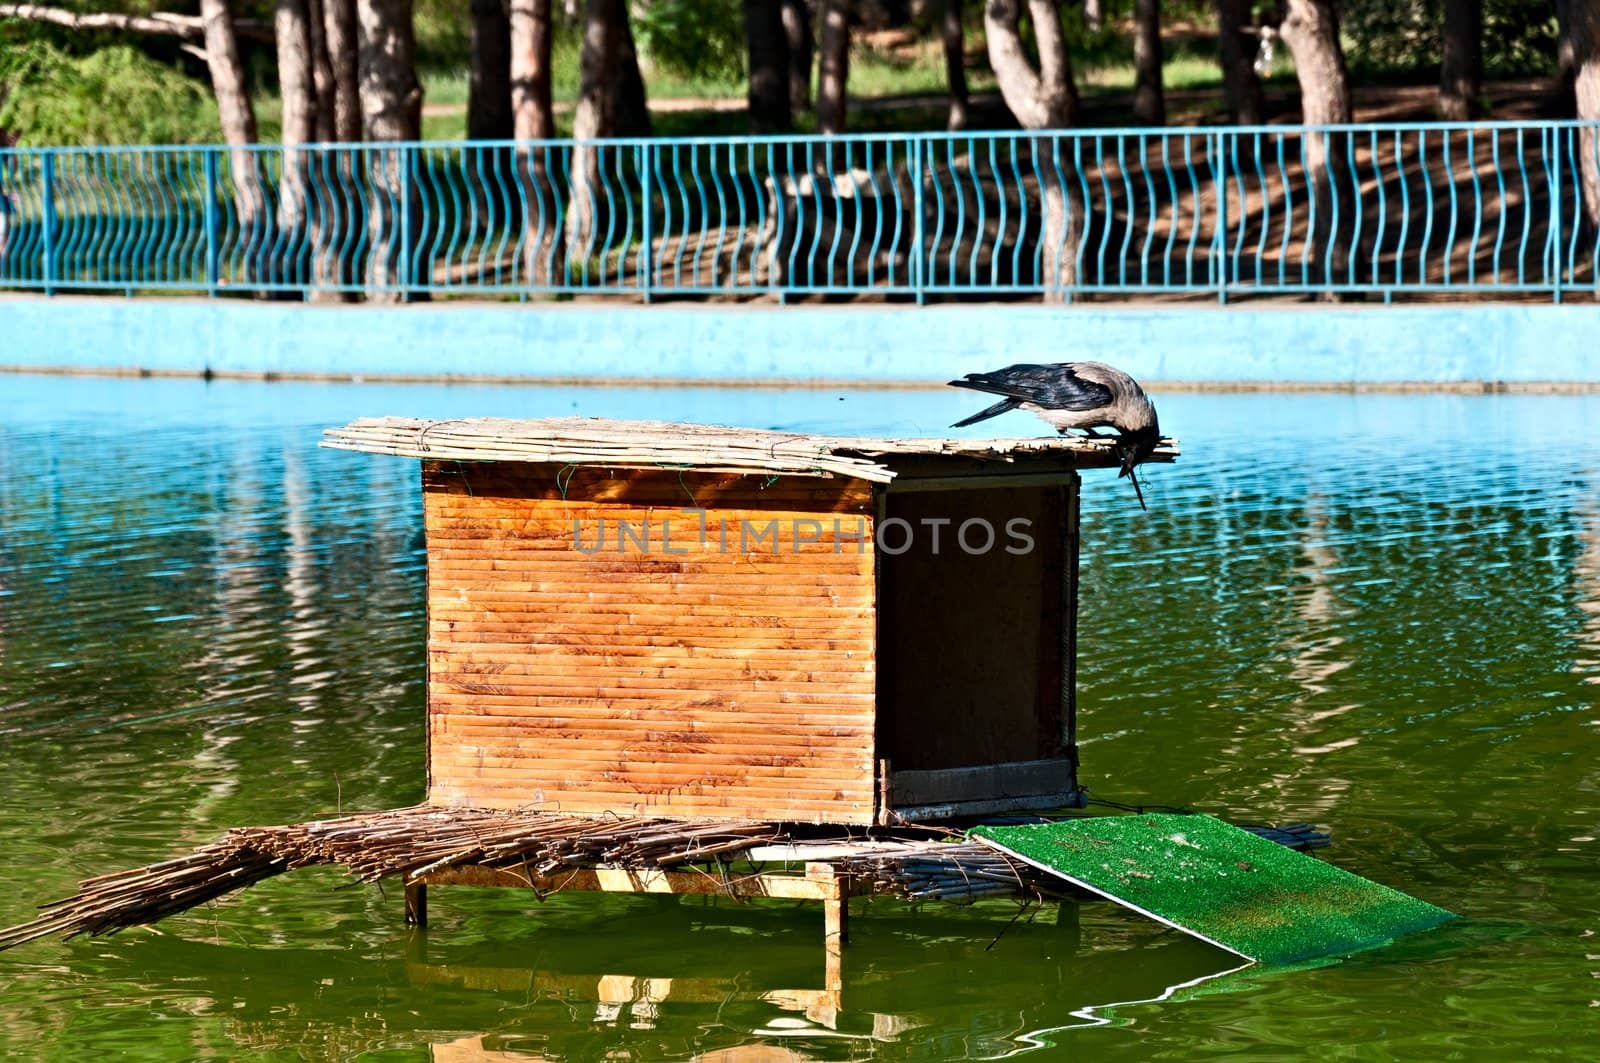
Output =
[{"x1": 951, "y1": 397, "x2": 1020, "y2": 428}]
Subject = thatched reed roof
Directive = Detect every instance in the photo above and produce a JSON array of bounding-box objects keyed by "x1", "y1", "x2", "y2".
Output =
[{"x1": 321, "y1": 416, "x2": 1178, "y2": 483}]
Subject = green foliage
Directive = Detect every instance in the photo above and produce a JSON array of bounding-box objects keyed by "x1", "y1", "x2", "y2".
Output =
[
  {"x1": 0, "y1": 39, "x2": 220, "y2": 145},
  {"x1": 414, "y1": 0, "x2": 474, "y2": 72},
  {"x1": 1342, "y1": 0, "x2": 1559, "y2": 78},
  {"x1": 633, "y1": 0, "x2": 747, "y2": 82},
  {"x1": 1479, "y1": 2, "x2": 1561, "y2": 75}
]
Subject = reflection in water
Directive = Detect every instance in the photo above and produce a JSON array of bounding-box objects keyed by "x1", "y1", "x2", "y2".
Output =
[
  {"x1": 1260, "y1": 495, "x2": 1358, "y2": 822},
  {"x1": 32, "y1": 896, "x2": 1243, "y2": 1060},
  {"x1": 1286, "y1": 496, "x2": 1354, "y2": 702},
  {"x1": 1006, "y1": 960, "x2": 1257, "y2": 1050},
  {"x1": 274, "y1": 904, "x2": 1248, "y2": 1060},
  {"x1": 414, "y1": 951, "x2": 1255, "y2": 1061},
  {"x1": 1573, "y1": 479, "x2": 1600, "y2": 688},
  {"x1": 2, "y1": 377, "x2": 1599, "y2": 1060}
]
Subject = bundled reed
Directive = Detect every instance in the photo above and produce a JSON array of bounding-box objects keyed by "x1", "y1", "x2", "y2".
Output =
[
  {"x1": 0, "y1": 806, "x2": 784, "y2": 951},
  {"x1": 0, "y1": 844, "x2": 291, "y2": 951}
]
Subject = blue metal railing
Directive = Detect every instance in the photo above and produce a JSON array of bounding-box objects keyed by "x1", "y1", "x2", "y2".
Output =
[{"x1": 0, "y1": 122, "x2": 1596, "y2": 303}]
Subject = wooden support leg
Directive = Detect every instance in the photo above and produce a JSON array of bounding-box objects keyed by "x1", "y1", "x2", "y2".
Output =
[
  {"x1": 821, "y1": 943, "x2": 844, "y2": 1019},
  {"x1": 405, "y1": 881, "x2": 428, "y2": 928},
  {"x1": 806, "y1": 862, "x2": 848, "y2": 1013},
  {"x1": 808, "y1": 862, "x2": 849, "y2": 948},
  {"x1": 824, "y1": 884, "x2": 849, "y2": 947}
]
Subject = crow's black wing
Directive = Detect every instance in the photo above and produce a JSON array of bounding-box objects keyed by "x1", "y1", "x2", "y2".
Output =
[{"x1": 947, "y1": 363, "x2": 1114, "y2": 412}]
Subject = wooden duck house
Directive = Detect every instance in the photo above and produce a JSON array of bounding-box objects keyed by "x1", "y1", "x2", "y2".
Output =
[
  {"x1": 323, "y1": 416, "x2": 1176, "y2": 827},
  {"x1": 16, "y1": 418, "x2": 1442, "y2": 971}
]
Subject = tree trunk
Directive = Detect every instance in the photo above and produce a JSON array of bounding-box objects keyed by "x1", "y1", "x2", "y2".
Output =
[
  {"x1": 469, "y1": 0, "x2": 513, "y2": 140},
  {"x1": 275, "y1": 0, "x2": 317, "y2": 291},
  {"x1": 1279, "y1": 0, "x2": 1351, "y2": 293},
  {"x1": 323, "y1": 0, "x2": 362, "y2": 141},
  {"x1": 308, "y1": 0, "x2": 336, "y2": 142},
  {"x1": 1279, "y1": 0, "x2": 1349, "y2": 125},
  {"x1": 1438, "y1": 0, "x2": 1481, "y2": 121},
  {"x1": 1082, "y1": 0, "x2": 1101, "y2": 32},
  {"x1": 985, "y1": 0, "x2": 1077, "y2": 128},
  {"x1": 1553, "y1": 0, "x2": 1577, "y2": 116},
  {"x1": 467, "y1": 0, "x2": 513, "y2": 286},
  {"x1": 511, "y1": 0, "x2": 561, "y2": 286},
  {"x1": 943, "y1": 0, "x2": 969, "y2": 130},
  {"x1": 312, "y1": 0, "x2": 359, "y2": 297},
  {"x1": 745, "y1": 0, "x2": 791, "y2": 133},
  {"x1": 1132, "y1": 0, "x2": 1164, "y2": 125},
  {"x1": 984, "y1": 0, "x2": 1079, "y2": 300},
  {"x1": 276, "y1": 0, "x2": 317, "y2": 147},
  {"x1": 356, "y1": 0, "x2": 422, "y2": 301},
  {"x1": 199, "y1": 0, "x2": 266, "y2": 287},
  {"x1": 567, "y1": 0, "x2": 633, "y2": 256},
  {"x1": 200, "y1": 0, "x2": 259, "y2": 149},
  {"x1": 511, "y1": 0, "x2": 555, "y2": 140},
  {"x1": 816, "y1": 0, "x2": 850, "y2": 135},
  {"x1": 356, "y1": 0, "x2": 421, "y2": 141},
  {"x1": 1570, "y1": 0, "x2": 1600, "y2": 235},
  {"x1": 611, "y1": 2, "x2": 651, "y2": 137},
  {"x1": 782, "y1": 0, "x2": 812, "y2": 115},
  {"x1": 1215, "y1": 0, "x2": 1263, "y2": 124}
]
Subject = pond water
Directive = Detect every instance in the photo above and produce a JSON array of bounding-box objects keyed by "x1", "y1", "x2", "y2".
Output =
[{"x1": 1, "y1": 373, "x2": 1597, "y2": 1060}]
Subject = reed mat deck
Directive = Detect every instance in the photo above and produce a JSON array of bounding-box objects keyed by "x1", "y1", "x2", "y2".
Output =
[
  {"x1": 972, "y1": 814, "x2": 1455, "y2": 965},
  {"x1": 0, "y1": 806, "x2": 1057, "y2": 951}
]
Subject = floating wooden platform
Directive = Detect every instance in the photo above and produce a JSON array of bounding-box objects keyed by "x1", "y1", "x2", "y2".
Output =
[
  {"x1": 0, "y1": 807, "x2": 1048, "y2": 952},
  {"x1": 0, "y1": 805, "x2": 1341, "y2": 1005},
  {"x1": 0, "y1": 806, "x2": 1324, "y2": 953}
]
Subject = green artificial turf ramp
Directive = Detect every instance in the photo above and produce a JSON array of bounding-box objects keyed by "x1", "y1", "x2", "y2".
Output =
[{"x1": 970, "y1": 814, "x2": 1455, "y2": 965}]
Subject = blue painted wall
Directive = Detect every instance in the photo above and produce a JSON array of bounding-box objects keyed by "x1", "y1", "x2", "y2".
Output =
[{"x1": 2, "y1": 296, "x2": 1595, "y2": 384}]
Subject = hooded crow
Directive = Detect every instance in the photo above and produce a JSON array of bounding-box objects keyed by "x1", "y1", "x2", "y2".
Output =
[{"x1": 949, "y1": 361, "x2": 1161, "y2": 509}]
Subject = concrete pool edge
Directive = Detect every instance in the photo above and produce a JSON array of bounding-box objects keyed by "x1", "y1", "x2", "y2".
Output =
[{"x1": 5, "y1": 295, "x2": 1599, "y2": 389}]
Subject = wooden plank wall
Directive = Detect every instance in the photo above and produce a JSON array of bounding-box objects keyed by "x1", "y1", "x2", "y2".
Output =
[{"x1": 422, "y1": 461, "x2": 879, "y2": 823}]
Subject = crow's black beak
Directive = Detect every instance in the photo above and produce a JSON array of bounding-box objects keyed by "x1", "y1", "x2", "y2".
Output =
[
  {"x1": 1119, "y1": 463, "x2": 1148, "y2": 510},
  {"x1": 1116, "y1": 436, "x2": 1152, "y2": 511}
]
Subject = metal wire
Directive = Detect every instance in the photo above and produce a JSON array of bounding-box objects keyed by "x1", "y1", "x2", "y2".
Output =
[{"x1": 0, "y1": 122, "x2": 1596, "y2": 301}]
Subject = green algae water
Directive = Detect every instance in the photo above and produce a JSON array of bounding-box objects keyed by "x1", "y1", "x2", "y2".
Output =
[{"x1": 1, "y1": 374, "x2": 1597, "y2": 1060}]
